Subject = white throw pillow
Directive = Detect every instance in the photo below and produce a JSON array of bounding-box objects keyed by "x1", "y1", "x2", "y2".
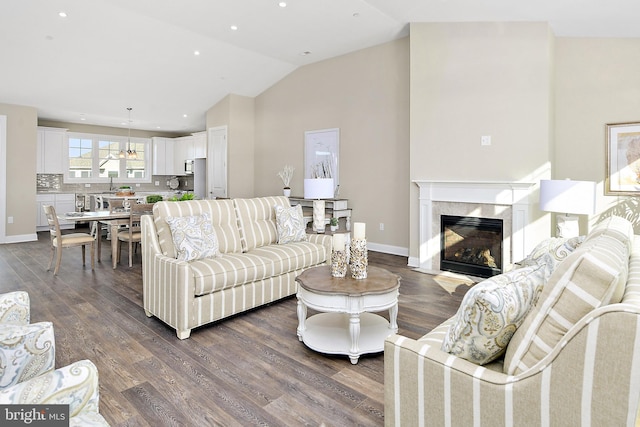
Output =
[
  {"x1": 165, "y1": 212, "x2": 219, "y2": 261},
  {"x1": 441, "y1": 264, "x2": 546, "y2": 365},
  {"x1": 274, "y1": 204, "x2": 307, "y2": 244}
]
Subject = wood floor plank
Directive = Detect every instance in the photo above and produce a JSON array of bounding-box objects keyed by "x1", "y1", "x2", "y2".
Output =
[{"x1": 0, "y1": 231, "x2": 472, "y2": 426}]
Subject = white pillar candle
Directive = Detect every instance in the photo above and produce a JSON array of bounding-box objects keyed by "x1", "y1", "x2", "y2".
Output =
[
  {"x1": 353, "y1": 222, "x2": 366, "y2": 239},
  {"x1": 332, "y1": 233, "x2": 345, "y2": 251}
]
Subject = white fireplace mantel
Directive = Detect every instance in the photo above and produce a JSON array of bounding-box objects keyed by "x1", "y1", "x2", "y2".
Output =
[{"x1": 413, "y1": 180, "x2": 537, "y2": 273}]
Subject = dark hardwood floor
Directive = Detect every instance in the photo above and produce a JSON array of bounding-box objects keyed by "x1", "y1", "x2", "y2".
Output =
[{"x1": 0, "y1": 229, "x2": 471, "y2": 426}]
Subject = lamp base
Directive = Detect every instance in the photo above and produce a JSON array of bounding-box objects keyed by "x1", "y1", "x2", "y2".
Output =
[
  {"x1": 556, "y1": 215, "x2": 579, "y2": 238},
  {"x1": 312, "y1": 200, "x2": 325, "y2": 233}
]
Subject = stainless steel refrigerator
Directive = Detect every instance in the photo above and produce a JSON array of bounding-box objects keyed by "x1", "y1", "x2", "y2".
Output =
[{"x1": 193, "y1": 158, "x2": 207, "y2": 199}]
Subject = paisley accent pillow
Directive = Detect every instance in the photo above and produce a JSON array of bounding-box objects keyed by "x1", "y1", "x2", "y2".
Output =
[
  {"x1": 441, "y1": 264, "x2": 546, "y2": 365},
  {"x1": 274, "y1": 204, "x2": 307, "y2": 244},
  {"x1": 166, "y1": 212, "x2": 219, "y2": 261},
  {"x1": 519, "y1": 236, "x2": 584, "y2": 270}
]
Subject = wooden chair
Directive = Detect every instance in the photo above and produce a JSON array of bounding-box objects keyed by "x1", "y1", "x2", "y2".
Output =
[
  {"x1": 43, "y1": 205, "x2": 95, "y2": 275},
  {"x1": 117, "y1": 203, "x2": 154, "y2": 267}
]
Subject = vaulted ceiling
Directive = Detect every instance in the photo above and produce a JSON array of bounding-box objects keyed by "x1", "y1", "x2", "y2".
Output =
[{"x1": 2, "y1": 0, "x2": 639, "y2": 133}]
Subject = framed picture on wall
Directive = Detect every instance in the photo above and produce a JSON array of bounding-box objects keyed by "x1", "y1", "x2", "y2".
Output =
[
  {"x1": 606, "y1": 121, "x2": 640, "y2": 195},
  {"x1": 304, "y1": 128, "x2": 339, "y2": 186}
]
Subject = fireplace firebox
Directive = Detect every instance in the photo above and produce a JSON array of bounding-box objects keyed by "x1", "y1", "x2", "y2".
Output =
[{"x1": 440, "y1": 215, "x2": 503, "y2": 278}]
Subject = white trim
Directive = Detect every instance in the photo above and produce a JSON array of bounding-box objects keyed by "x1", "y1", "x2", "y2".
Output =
[
  {"x1": 582, "y1": 319, "x2": 599, "y2": 427},
  {"x1": 0, "y1": 116, "x2": 6, "y2": 243},
  {"x1": 2, "y1": 233, "x2": 37, "y2": 244},
  {"x1": 367, "y1": 241, "x2": 408, "y2": 257},
  {"x1": 541, "y1": 367, "x2": 552, "y2": 426},
  {"x1": 413, "y1": 180, "x2": 536, "y2": 273}
]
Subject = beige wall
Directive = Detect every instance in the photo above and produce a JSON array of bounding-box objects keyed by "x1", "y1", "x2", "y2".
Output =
[
  {"x1": 0, "y1": 103, "x2": 37, "y2": 239},
  {"x1": 253, "y1": 38, "x2": 410, "y2": 251},
  {"x1": 206, "y1": 94, "x2": 256, "y2": 198},
  {"x1": 555, "y1": 38, "x2": 640, "y2": 231},
  {"x1": 408, "y1": 22, "x2": 555, "y2": 261}
]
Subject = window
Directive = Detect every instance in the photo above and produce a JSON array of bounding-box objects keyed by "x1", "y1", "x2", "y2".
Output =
[{"x1": 66, "y1": 133, "x2": 151, "y2": 183}]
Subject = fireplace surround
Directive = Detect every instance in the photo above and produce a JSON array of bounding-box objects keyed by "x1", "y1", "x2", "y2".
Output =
[{"x1": 412, "y1": 180, "x2": 537, "y2": 275}]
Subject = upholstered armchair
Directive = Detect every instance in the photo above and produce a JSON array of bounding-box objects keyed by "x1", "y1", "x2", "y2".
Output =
[
  {"x1": 0, "y1": 292, "x2": 109, "y2": 425},
  {"x1": 0, "y1": 291, "x2": 55, "y2": 388}
]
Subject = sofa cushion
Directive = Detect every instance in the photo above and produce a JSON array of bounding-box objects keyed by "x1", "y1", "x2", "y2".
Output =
[
  {"x1": 274, "y1": 204, "x2": 307, "y2": 244},
  {"x1": 441, "y1": 264, "x2": 546, "y2": 365},
  {"x1": 166, "y1": 213, "x2": 219, "y2": 262},
  {"x1": 583, "y1": 215, "x2": 635, "y2": 251},
  {"x1": 249, "y1": 241, "x2": 327, "y2": 276},
  {"x1": 189, "y1": 253, "x2": 274, "y2": 295},
  {"x1": 235, "y1": 196, "x2": 290, "y2": 251},
  {"x1": 503, "y1": 231, "x2": 630, "y2": 375},
  {"x1": 153, "y1": 200, "x2": 243, "y2": 258}
]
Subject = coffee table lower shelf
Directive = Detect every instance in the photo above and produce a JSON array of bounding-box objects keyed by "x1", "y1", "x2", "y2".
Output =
[{"x1": 299, "y1": 312, "x2": 393, "y2": 364}]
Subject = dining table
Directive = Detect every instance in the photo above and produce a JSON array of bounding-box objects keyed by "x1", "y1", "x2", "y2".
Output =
[{"x1": 59, "y1": 210, "x2": 138, "y2": 269}]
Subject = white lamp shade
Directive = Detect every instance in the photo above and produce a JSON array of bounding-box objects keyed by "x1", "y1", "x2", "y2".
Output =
[
  {"x1": 304, "y1": 178, "x2": 334, "y2": 199},
  {"x1": 539, "y1": 179, "x2": 596, "y2": 215}
]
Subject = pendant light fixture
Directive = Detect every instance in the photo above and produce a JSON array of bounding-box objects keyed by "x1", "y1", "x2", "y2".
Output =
[{"x1": 126, "y1": 107, "x2": 137, "y2": 159}]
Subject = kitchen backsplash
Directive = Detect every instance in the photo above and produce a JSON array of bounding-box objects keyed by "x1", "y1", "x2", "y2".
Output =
[{"x1": 37, "y1": 174, "x2": 194, "y2": 194}]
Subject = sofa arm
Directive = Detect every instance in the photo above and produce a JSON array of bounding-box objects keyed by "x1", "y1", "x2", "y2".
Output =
[
  {"x1": 142, "y1": 215, "x2": 194, "y2": 339},
  {"x1": 0, "y1": 291, "x2": 30, "y2": 325},
  {"x1": 0, "y1": 321, "x2": 55, "y2": 389},
  {"x1": 0, "y1": 360, "x2": 105, "y2": 421},
  {"x1": 307, "y1": 233, "x2": 333, "y2": 261}
]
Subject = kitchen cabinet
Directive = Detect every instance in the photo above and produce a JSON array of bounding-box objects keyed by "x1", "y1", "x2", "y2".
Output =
[
  {"x1": 192, "y1": 131, "x2": 207, "y2": 158},
  {"x1": 36, "y1": 193, "x2": 76, "y2": 231},
  {"x1": 37, "y1": 127, "x2": 67, "y2": 174},
  {"x1": 175, "y1": 133, "x2": 207, "y2": 163},
  {"x1": 152, "y1": 137, "x2": 182, "y2": 176}
]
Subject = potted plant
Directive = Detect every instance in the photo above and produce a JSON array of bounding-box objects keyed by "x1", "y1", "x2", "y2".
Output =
[
  {"x1": 330, "y1": 217, "x2": 339, "y2": 231},
  {"x1": 277, "y1": 165, "x2": 294, "y2": 197}
]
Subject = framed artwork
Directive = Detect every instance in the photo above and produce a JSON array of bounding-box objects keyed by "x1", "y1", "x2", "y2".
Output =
[
  {"x1": 606, "y1": 122, "x2": 640, "y2": 195},
  {"x1": 304, "y1": 128, "x2": 339, "y2": 186}
]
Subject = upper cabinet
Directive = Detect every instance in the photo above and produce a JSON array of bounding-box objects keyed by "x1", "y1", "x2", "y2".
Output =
[
  {"x1": 192, "y1": 131, "x2": 207, "y2": 158},
  {"x1": 37, "y1": 127, "x2": 67, "y2": 174},
  {"x1": 152, "y1": 137, "x2": 182, "y2": 176}
]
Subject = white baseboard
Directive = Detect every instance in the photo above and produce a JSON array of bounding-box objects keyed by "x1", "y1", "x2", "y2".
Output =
[
  {"x1": 367, "y1": 242, "x2": 408, "y2": 257},
  {"x1": 1, "y1": 233, "x2": 37, "y2": 244},
  {"x1": 407, "y1": 256, "x2": 420, "y2": 268}
]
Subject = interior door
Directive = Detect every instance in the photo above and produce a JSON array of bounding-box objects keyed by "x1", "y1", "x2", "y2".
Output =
[{"x1": 207, "y1": 126, "x2": 227, "y2": 198}]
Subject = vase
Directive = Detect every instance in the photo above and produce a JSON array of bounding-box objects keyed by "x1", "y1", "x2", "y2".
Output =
[{"x1": 283, "y1": 188, "x2": 291, "y2": 197}]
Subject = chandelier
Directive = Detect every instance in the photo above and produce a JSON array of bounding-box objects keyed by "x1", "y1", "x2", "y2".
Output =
[{"x1": 119, "y1": 107, "x2": 137, "y2": 159}]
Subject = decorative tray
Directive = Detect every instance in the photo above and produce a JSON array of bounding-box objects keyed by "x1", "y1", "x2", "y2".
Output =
[{"x1": 65, "y1": 212, "x2": 85, "y2": 217}]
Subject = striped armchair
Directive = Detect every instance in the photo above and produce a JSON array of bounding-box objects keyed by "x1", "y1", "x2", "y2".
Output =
[{"x1": 385, "y1": 216, "x2": 640, "y2": 426}]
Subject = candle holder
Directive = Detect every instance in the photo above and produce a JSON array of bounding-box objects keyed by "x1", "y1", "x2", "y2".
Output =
[
  {"x1": 331, "y1": 250, "x2": 348, "y2": 278},
  {"x1": 350, "y1": 238, "x2": 368, "y2": 279}
]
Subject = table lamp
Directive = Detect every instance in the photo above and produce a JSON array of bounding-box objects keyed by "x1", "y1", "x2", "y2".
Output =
[
  {"x1": 539, "y1": 179, "x2": 596, "y2": 238},
  {"x1": 304, "y1": 178, "x2": 334, "y2": 233}
]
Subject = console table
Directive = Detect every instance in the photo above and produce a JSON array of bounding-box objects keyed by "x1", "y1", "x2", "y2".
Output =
[{"x1": 289, "y1": 197, "x2": 352, "y2": 231}]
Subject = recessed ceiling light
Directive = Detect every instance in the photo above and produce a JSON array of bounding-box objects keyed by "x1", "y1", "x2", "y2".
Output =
[
  {"x1": 194, "y1": 50, "x2": 200, "y2": 56},
  {"x1": 278, "y1": 2, "x2": 287, "y2": 7},
  {"x1": 301, "y1": 51, "x2": 312, "y2": 56},
  {"x1": 183, "y1": 114, "x2": 188, "y2": 118},
  {"x1": 58, "y1": 11, "x2": 67, "y2": 18},
  {"x1": 230, "y1": 25, "x2": 238, "y2": 31},
  {"x1": 352, "y1": 12, "x2": 361, "y2": 18}
]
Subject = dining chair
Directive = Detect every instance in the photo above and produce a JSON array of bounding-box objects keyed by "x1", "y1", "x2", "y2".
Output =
[
  {"x1": 117, "y1": 203, "x2": 154, "y2": 267},
  {"x1": 42, "y1": 205, "x2": 95, "y2": 275}
]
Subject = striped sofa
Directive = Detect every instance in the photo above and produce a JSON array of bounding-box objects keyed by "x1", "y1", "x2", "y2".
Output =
[
  {"x1": 141, "y1": 196, "x2": 331, "y2": 339},
  {"x1": 385, "y1": 216, "x2": 640, "y2": 426}
]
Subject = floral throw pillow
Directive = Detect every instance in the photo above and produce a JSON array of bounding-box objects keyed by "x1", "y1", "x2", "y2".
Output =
[
  {"x1": 165, "y1": 212, "x2": 219, "y2": 261},
  {"x1": 274, "y1": 204, "x2": 307, "y2": 244},
  {"x1": 441, "y1": 264, "x2": 546, "y2": 365}
]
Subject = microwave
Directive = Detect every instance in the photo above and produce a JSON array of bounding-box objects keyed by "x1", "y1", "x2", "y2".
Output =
[{"x1": 184, "y1": 159, "x2": 194, "y2": 174}]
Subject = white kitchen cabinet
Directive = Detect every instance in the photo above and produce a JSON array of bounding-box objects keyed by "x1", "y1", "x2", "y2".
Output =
[
  {"x1": 36, "y1": 193, "x2": 76, "y2": 231},
  {"x1": 174, "y1": 135, "x2": 193, "y2": 163},
  {"x1": 192, "y1": 131, "x2": 207, "y2": 158},
  {"x1": 37, "y1": 127, "x2": 67, "y2": 174},
  {"x1": 152, "y1": 137, "x2": 183, "y2": 176}
]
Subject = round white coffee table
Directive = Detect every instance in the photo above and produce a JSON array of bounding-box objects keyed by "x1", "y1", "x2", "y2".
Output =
[{"x1": 295, "y1": 265, "x2": 400, "y2": 364}]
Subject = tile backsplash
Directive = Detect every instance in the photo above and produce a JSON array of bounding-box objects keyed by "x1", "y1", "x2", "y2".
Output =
[{"x1": 36, "y1": 174, "x2": 194, "y2": 194}]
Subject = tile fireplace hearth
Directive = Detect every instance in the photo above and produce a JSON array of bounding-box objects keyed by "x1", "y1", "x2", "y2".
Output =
[{"x1": 412, "y1": 181, "x2": 537, "y2": 276}]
